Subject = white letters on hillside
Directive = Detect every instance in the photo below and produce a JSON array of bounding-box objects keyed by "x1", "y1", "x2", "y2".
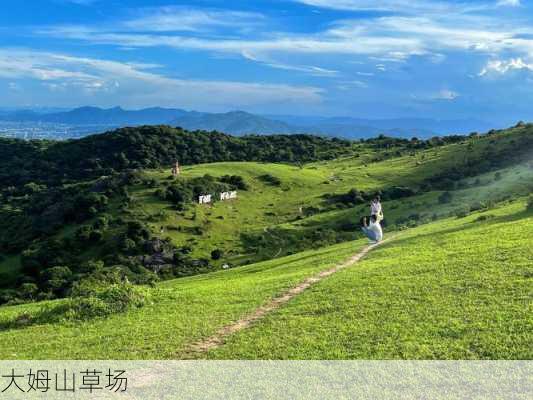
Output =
[
  {"x1": 198, "y1": 191, "x2": 237, "y2": 204},
  {"x1": 198, "y1": 194, "x2": 212, "y2": 204},
  {"x1": 219, "y1": 191, "x2": 238, "y2": 201}
]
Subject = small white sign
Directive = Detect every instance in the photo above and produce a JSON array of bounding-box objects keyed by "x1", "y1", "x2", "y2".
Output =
[
  {"x1": 220, "y1": 191, "x2": 238, "y2": 201},
  {"x1": 198, "y1": 194, "x2": 212, "y2": 204}
]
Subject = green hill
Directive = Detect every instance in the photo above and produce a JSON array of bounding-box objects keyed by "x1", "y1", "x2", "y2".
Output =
[
  {"x1": 0, "y1": 120, "x2": 530, "y2": 359},
  {"x1": 0, "y1": 199, "x2": 530, "y2": 359},
  {"x1": 0, "y1": 124, "x2": 532, "y2": 305},
  {"x1": 210, "y1": 200, "x2": 532, "y2": 360}
]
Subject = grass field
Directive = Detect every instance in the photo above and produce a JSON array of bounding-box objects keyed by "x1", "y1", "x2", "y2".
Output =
[
  {"x1": 209, "y1": 200, "x2": 533, "y2": 359},
  {"x1": 0, "y1": 239, "x2": 366, "y2": 359},
  {"x1": 0, "y1": 199, "x2": 530, "y2": 359}
]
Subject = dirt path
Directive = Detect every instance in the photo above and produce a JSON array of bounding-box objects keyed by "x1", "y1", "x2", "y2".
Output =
[{"x1": 185, "y1": 238, "x2": 389, "y2": 357}]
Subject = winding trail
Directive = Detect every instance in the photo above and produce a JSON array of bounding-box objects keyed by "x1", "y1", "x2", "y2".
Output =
[{"x1": 185, "y1": 238, "x2": 390, "y2": 357}]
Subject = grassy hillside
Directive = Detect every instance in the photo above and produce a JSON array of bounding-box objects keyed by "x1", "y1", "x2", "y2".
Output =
[
  {"x1": 127, "y1": 129, "x2": 533, "y2": 265},
  {"x1": 0, "y1": 124, "x2": 532, "y2": 304},
  {"x1": 0, "y1": 240, "x2": 367, "y2": 359},
  {"x1": 0, "y1": 199, "x2": 530, "y2": 359},
  {"x1": 210, "y1": 200, "x2": 532, "y2": 359}
]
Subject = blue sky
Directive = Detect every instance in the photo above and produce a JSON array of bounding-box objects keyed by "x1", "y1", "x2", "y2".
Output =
[{"x1": 1, "y1": 0, "x2": 533, "y2": 123}]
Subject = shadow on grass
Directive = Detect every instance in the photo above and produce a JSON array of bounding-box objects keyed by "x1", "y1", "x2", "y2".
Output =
[{"x1": 0, "y1": 302, "x2": 72, "y2": 332}]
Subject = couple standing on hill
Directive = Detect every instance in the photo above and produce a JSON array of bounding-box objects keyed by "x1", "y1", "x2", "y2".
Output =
[{"x1": 361, "y1": 196, "x2": 383, "y2": 243}]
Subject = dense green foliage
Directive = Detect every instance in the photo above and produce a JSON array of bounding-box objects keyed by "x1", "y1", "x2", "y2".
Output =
[
  {"x1": 0, "y1": 126, "x2": 358, "y2": 187},
  {"x1": 0, "y1": 172, "x2": 249, "y2": 305}
]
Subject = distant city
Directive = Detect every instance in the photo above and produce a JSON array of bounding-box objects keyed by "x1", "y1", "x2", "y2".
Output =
[{"x1": 0, "y1": 121, "x2": 114, "y2": 140}]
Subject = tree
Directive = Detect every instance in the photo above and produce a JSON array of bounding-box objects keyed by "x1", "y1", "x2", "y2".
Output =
[
  {"x1": 211, "y1": 249, "x2": 223, "y2": 260},
  {"x1": 19, "y1": 283, "x2": 38, "y2": 300},
  {"x1": 438, "y1": 191, "x2": 453, "y2": 204},
  {"x1": 40, "y1": 266, "x2": 73, "y2": 296}
]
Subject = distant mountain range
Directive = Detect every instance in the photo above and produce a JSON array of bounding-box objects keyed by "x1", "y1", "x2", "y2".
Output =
[{"x1": 0, "y1": 106, "x2": 498, "y2": 139}]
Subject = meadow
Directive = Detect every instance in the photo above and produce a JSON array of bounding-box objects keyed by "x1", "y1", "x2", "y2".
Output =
[
  {"x1": 210, "y1": 200, "x2": 532, "y2": 359},
  {"x1": 0, "y1": 199, "x2": 530, "y2": 359},
  {"x1": 0, "y1": 125, "x2": 531, "y2": 360},
  {"x1": 0, "y1": 240, "x2": 367, "y2": 359}
]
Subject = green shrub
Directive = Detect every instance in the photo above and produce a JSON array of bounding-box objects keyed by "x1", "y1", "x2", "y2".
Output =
[
  {"x1": 527, "y1": 195, "x2": 533, "y2": 211},
  {"x1": 211, "y1": 249, "x2": 223, "y2": 260},
  {"x1": 19, "y1": 283, "x2": 38, "y2": 300},
  {"x1": 40, "y1": 266, "x2": 73, "y2": 295},
  {"x1": 455, "y1": 209, "x2": 470, "y2": 218},
  {"x1": 475, "y1": 214, "x2": 494, "y2": 222},
  {"x1": 93, "y1": 215, "x2": 110, "y2": 230},
  {"x1": 438, "y1": 191, "x2": 453, "y2": 204},
  {"x1": 470, "y1": 201, "x2": 487, "y2": 212},
  {"x1": 0, "y1": 289, "x2": 18, "y2": 305},
  {"x1": 220, "y1": 175, "x2": 248, "y2": 190},
  {"x1": 68, "y1": 281, "x2": 148, "y2": 320},
  {"x1": 66, "y1": 297, "x2": 111, "y2": 320},
  {"x1": 75, "y1": 225, "x2": 92, "y2": 241},
  {"x1": 258, "y1": 174, "x2": 281, "y2": 186},
  {"x1": 89, "y1": 230, "x2": 103, "y2": 242}
]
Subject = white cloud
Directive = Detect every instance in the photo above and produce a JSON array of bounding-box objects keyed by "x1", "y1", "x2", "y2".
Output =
[
  {"x1": 497, "y1": 0, "x2": 521, "y2": 7},
  {"x1": 436, "y1": 89, "x2": 459, "y2": 100},
  {"x1": 241, "y1": 51, "x2": 338, "y2": 76},
  {"x1": 32, "y1": 2, "x2": 533, "y2": 83},
  {"x1": 124, "y1": 7, "x2": 265, "y2": 33},
  {"x1": 61, "y1": 0, "x2": 98, "y2": 5},
  {"x1": 336, "y1": 80, "x2": 368, "y2": 91},
  {"x1": 0, "y1": 49, "x2": 323, "y2": 109},
  {"x1": 411, "y1": 89, "x2": 460, "y2": 101},
  {"x1": 293, "y1": 0, "x2": 452, "y2": 13},
  {"x1": 479, "y1": 58, "x2": 533, "y2": 76},
  {"x1": 40, "y1": 26, "x2": 426, "y2": 58},
  {"x1": 40, "y1": 10, "x2": 533, "y2": 63}
]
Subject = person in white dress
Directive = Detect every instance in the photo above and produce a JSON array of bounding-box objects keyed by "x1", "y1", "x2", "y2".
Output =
[
  {"x1": 361, "y1": 215, "x2": 383, "y2": 243},
  {"x1": 370, "y1": 195, "x2": 384, "y2": 223}
]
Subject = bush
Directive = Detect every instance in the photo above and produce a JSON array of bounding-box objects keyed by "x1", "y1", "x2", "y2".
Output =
[
  {"x1": 527, "y1": 195, "x2": 533, "y2": 211},
  {"x1": 126, "y1": 220, "x2": 151, "y2": 242},
  {"x1": 67, "y1": 297, "x2": 111, "y2": 320},
  {"x1": 455, "y1": 208, "x2": 470, "y2": 218},
  {"x1": 258, "y1": 174, "x2": 281, "y2": 186},
  {"x1": 220, "y1": 175, "x2": 248, "y2": 190},
  {"x1": 89, "y1": 230, "x2": 103, "y2": 242},
  {"x1": 75, "y1": 225, "x2": 92, "y2": 242},
  {"x1": 19, "y1": 283, "x2": 38, "y2": 300},
  {"x1": 381, "y1": 186, "x2": 417, "y2": 200},
  {"x1": 40, "y1": 266, "x2": 73, "y2": 295},
  {"x1": 475, "y1": 214, "x2": 494, "y2": 222},
  {"x1": 68, "y1": 281, "x2": 147, "y2": 320},
  {"x1": 211, "y1": 249, "x2": 223, "y2": 260},
  {"x1": 0, "y1": 289, "x2": 19, "y2": 305},
  {"x1": 438, "y1": 191, "x2": 453, "y2": 204},
  {"x1": 120, "y1": 237, "x2": 138, "y2": 253}
]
